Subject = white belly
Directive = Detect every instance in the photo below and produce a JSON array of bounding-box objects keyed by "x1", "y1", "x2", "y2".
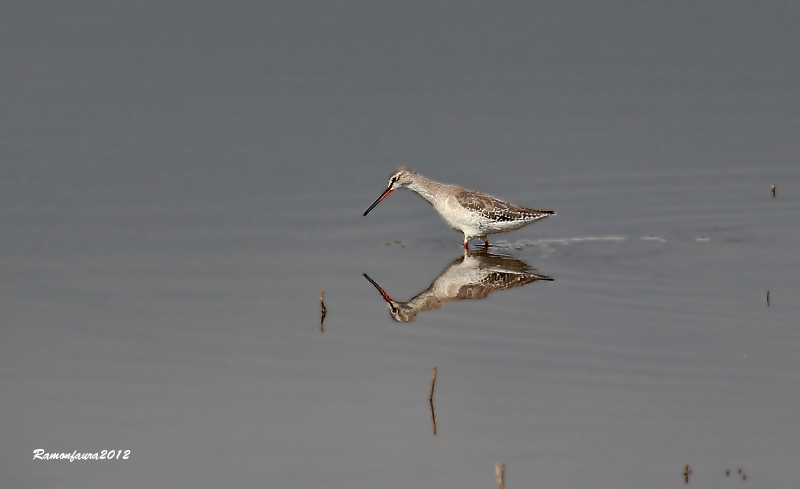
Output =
[{"x1": 435, "y1": 195, "x2": 536, "y2": 239}]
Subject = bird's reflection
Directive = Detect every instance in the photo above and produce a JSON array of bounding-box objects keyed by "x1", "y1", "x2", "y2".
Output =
[{"x1": 364, "y1": 249, "x2": 552, "y2": 322}]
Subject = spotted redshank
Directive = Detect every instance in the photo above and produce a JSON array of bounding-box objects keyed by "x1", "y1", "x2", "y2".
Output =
[
  {"x1": 364, "y1": 249, "x2": 552, "y2": 322},
  {"x1": 363, "y1": 168, "x2": 554, "y2": 248}
]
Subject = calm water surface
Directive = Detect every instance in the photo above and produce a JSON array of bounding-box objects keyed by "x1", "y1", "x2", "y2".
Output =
[{"x1": 2, "y1": 2, "x2": 799, "y2": 488}]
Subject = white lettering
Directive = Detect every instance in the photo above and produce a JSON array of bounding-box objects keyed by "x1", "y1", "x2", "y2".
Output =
[{"x1": 30, "y1": 449, "x2": 130, "y2": 461}]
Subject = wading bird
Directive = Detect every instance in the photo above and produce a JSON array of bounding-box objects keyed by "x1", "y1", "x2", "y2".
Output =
[{"x1": 364, "y1": 168, "x2": 554, "y2": 249}]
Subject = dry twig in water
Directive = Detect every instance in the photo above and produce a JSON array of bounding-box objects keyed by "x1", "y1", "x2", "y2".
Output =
[
  {"x1": 495, "y1": 463, "x2": 505, "y2": 489},
  {"x1": 429, "y1": 367, "x2": 437, "y2": 401},
  {"x1": 429, "y1": 367, "x2": 437, "y2": 435},
  {"x1": 429, "y1": 399, "x2": 437, "y2": 435},
  {"x1": 320, "y1": 291, "x2": 327, "y2": 332}
]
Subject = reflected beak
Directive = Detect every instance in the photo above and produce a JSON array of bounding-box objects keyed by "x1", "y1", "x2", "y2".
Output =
[
  {"x1": 363, "y1": 185, "x2": 393, "y2": 216},
  {"x1": 363, "y1": 273, "x2": 393, "y2": 304}
]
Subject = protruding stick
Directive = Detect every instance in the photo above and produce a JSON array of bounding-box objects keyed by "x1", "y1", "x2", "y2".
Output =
[
  {"x1": 320, "y1": 291, "x2": 327, "y2": 332},
  {"x1": 430, "y1": 399, "x2": 437, "y2": 435},
  {"x1": 429, "y1": 367, "x2": 437, "y2": 401},
  {"x1": 495, "y1": 463, "x2": 505, "y2": 489}
]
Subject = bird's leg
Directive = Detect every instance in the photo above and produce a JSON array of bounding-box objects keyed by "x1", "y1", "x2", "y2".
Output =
[
  {"x1": 482, "y1": 239, "x2": 490, "y2": 248},
  {"x1": 463, "y1": 241, "x2": 469, "y2": 250}
]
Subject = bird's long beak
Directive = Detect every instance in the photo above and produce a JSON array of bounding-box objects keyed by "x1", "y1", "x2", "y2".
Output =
[
  {"x1": 363, "y1": 273, "x2": 394, "y2": 304},
  {"x1": 363, "y1": 185, "x2": 393, "y2": 216}
]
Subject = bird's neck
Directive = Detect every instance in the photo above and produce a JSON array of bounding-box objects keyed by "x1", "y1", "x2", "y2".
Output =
[{"x1": 408, "y1": 176, "x2": 444, "y2": 205}]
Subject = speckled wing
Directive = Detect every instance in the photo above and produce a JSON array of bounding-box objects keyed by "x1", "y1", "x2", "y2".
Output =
[
  {"x1": 455, "y1": 191, "x2": 553, "y2": 222},
  {"x1": 454, "y1": 272, "x2": 552, "y2": 300}
]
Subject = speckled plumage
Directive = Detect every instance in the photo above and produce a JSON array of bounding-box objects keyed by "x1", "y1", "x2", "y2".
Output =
[
  {"x1": 455, "y1": 191, "x2": 553, "y2": 223},
  {"x1": 364, "y1": 168, "x2": 554, "y2": 248}
]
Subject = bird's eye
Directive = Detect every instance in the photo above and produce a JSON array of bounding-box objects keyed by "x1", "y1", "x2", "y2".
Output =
[{"x1": 391, "y1": 176, "x2": 397, "y2": 183}]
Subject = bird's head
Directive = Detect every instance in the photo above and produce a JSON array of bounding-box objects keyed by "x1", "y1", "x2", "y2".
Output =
[{"x1": 363, "y1": 168, "x2": 418, "y2": 216}]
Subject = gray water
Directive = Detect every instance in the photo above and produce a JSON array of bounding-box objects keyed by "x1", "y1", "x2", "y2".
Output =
[{"x1": 3, "y1": 2, "x2": 799, "y2": 488}]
